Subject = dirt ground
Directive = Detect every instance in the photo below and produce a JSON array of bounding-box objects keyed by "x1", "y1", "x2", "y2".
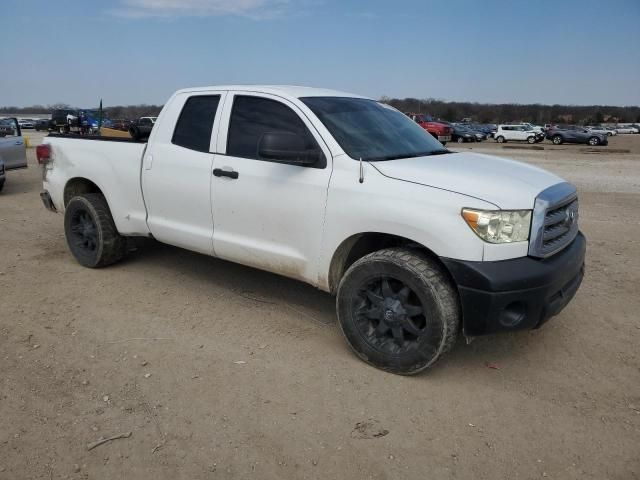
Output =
[{"x1": 1, "y1": 133, "x2": 639, "y2": 480}]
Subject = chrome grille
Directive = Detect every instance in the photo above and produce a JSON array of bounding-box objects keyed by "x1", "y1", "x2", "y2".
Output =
[{"x1": 529, "y1": 183, "x2": 579, "y2": 258}]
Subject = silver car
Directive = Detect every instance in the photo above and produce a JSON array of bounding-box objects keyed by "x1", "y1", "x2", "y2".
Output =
[{"x1": 0, "y1": 118, "x2": 28, "y2": 192}]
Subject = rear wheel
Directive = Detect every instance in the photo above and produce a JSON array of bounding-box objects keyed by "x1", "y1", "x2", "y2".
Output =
[
  {"x1": 552, "y1": 135, "x2": 563, "y2": 145},
  {"x1": 64, "y1": 193, "x2": 126, "y2": 268},
  {"x1": 457, "y1": 137, "x2": 464, "y2": 143},
  {"x1": 588, "y1": 136, "x2": 600, "y2": 146},
  {"x1": 336, "y1": 248, "x2": 460, "y2": 375},
  {"x1": 496, "y1": 136, "x2": 505, "y2": 143}
]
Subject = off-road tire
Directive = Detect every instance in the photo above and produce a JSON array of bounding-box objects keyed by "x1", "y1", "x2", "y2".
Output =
[
  {"x1": 64, "y1": 193, "x2": 126, "y2": 268},
  {"x1": 336, "y1": 248, "x2": 460, "y2": 375}
]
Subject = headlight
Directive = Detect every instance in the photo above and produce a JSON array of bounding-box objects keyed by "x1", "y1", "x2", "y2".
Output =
[{"x1": 462, "y1": 209, "x2": 532, "y2": 243}]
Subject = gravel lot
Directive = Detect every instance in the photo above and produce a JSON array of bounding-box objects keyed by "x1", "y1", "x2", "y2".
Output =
[{"x1": 1, "y1": 133, "x2": 639, "y2": 479}]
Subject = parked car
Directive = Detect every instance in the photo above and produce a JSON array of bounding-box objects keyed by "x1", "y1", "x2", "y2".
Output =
[
  {"x1": 405, "y1": 113, "x2": 452, "y2": 145},
  {"x1": 35, "y1": 119, "x2": 50, "y2": 131},
  {"x1": 451, "y1": 125, "x2": 476, "y2": 143},
  {"x1": 605, "y1": 127, "x2": 617, "y2": 136},
  {"x1": 0, "y1": 118, "x2": 28, "y2": 192},
  {"x1": 494, "y1": 125, "x2": 544, "y2": 144},
  {"x1": 0, "y1": 157, "x2": 5, "y2": 192},
  {"x1": 110, "y1": 119, "x2": 132, "y2": 132},
  {"x1": 585, "y1": 126, "x2": 613, "y2": 136},
  {"x1": 18, "y1": 119, "x2": 35, "y2": 129},
  {"x1": 128, "y1": 116, "x2": 157, "y2": 141},
  {"x1": 50, "y1": 109, "x2": 78, "y2": 133},
  {"x1": 38, "y1": 85, "x2": 585, "y2": 375},
  {"x1": 456, "y1": 124, "x2": 486, "y2": 141},
  {"x1": 615, "y1": 125, "x2": 638, "y2": 134},
  {"x1": 519, "y1": 123, "x2": 545, "y2": 134},
  {"x1": 545, "y1": 126, "x2": 608, "y2": 146}
]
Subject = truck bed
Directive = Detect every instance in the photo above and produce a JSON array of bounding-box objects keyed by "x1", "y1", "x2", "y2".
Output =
[{"x1": 43, "y1": 134, "x2": 150, "y2": 236}]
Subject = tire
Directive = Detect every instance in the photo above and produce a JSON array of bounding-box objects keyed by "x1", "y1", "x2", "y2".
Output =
[
  {"x1": 552, "y1": 135, "x2": 563, "y2": 145},
  {"x1": 336, "y1": 248, "x2": 460, "y2": 375},
  {"x1": 607, "y1": 132, "x2": 612, "y2": 137},
  {"x1": 129, "y1": 126, "x2": 140, "y2": 141},
  {"x1": 457, "y1": 137, "x2": 464, "y2": 143},
  {"x1": 496, "y1": 136, "x2": 505, "y2": 143},
  {"x1": 588, "y1": 136, "x2": 600, "y2": 146},
  {"x1": 0, "y1": 179, "x2": 4, "y2": 193},
  {"x1": 527, "y1": 136, "x2": 535, "y2": 144},
  {"x1": 64, "y1": 193, "x2": 126, "y2": 268},
  {"x1": 440, "y1": 141, "x2": 447, "y2": 146}
]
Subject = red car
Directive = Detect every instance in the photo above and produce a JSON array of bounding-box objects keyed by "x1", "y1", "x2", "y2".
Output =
[{"x1": 405, "y1": 113, "x2": 452, "y2": 145}]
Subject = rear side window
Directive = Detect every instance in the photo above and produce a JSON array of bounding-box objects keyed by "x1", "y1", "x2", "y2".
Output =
[
  {"x1": 227, "y1": 95, "x2": 320, "y2": 163},
  {"x1": 172, "y1": 95, "x2": 220, "y2": 152}
]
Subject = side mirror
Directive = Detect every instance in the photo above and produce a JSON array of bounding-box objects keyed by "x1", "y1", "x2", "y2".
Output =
[{"x1": 258, "y1": 132, "x2": 321, "y2": 165}]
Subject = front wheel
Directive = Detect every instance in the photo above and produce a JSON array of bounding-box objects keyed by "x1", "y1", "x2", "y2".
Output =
[
  {"x1": 336, "y1": 248, "x2": 460, "y2": 375},
  {"x1": 457, "y1": 137, "x2": 464, "y2": 143},
  {"x1": 527, "y1": 136, "x2": 536, "y2": 144},
  {"x1": 552, "y1": 135, "x2": 563, "y2": 145},
  {"x1": 588, "y1": 136, "x2": 600, "y2": 146},
  {"x1": 496, "y1": 136, "x2": 505, "y2": 143},
  {"x1": 64, "y1": 193, "x2": 126, "y2": 268}
]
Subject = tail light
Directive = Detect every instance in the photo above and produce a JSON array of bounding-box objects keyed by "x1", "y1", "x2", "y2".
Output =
[{"x1": 36, "y1": 144, "x2": 51, "y2": 165}]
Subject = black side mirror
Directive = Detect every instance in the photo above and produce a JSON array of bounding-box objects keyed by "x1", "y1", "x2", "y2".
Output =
[{"x1": 258, "y1": 132, "x2": 321, "y2": 165}]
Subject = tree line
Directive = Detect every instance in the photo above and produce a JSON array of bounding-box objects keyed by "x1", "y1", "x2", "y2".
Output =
[
  {"x1": 2, "y1": 100, "x2": 639, "y2": 125},
  {"x1": 380, "y1": 97, "x2": 640, "y2": 125}
]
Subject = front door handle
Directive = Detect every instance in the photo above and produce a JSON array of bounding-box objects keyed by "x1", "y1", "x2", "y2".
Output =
[
  {"x1": 15, "y1": 141, "x2": 23, "y2": 145},
  {"x1": 213, "y1": 168, "x2": 239, "y2": 179}
]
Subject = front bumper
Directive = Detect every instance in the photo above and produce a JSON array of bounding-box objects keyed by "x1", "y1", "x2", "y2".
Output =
[{"x1": 441, "y1": 232, "x2": 586, "y2": 336}]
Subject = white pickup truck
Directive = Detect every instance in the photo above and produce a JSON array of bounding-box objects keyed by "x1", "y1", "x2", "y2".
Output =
[{"x1": 37, "y1": 86, "x2": 585, "y2": 374}]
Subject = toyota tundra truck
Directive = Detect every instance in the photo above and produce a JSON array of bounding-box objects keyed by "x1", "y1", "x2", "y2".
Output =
[
  {"x1": 405, "y1": 113, "x2": 452, "y2": 145},
  {"x1": 37, "y1": 86, "x2": 585, "y2": 375}
]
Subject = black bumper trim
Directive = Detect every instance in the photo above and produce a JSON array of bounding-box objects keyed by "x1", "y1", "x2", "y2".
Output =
[
  {"x1": 40, "y1": 190, "x2": 57, "y2": 212},
  {"x1": 441, "y1": 232, "x2": 586, "y2": 336}
]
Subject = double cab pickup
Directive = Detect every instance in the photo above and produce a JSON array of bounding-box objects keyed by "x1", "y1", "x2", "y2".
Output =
[{"x1": 38, "y1": 86, "x2": 585, "y2": 374}]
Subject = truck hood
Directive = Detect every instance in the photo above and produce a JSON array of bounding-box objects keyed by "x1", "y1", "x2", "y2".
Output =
[{"x1": 371, "y1": 151, "x2": 565, "y2": 209}]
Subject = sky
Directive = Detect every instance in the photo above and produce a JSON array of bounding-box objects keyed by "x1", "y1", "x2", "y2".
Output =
[{"x1": 1, "y1": 0, "x2": 639, "y2": 108}]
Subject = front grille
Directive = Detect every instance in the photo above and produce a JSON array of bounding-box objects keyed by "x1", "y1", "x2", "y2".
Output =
[{"x1": 529, "y1": 183, "x2": 579, "y2": 258}]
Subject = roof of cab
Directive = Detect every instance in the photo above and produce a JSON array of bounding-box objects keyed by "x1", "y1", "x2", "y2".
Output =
[{"x1": 173, "y1": 85, "x2": 368, "y2": 100}]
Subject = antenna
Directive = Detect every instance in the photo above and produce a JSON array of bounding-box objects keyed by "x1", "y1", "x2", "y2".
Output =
[{"x1": 359, "y1": 157, "x2": 364, "y2": 183}]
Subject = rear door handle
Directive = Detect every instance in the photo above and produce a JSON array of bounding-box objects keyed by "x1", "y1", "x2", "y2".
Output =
[
  {"x1": 213, "y1": 168, "x2": 239, "y2": 179},
  {"x1": 15, "y1": 141, "x2": 23, "y2": 145}
]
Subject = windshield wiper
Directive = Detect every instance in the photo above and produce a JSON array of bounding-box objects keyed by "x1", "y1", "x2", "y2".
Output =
[{"x1": 367, "y1": 150, "x2": 451, "y2": 161}]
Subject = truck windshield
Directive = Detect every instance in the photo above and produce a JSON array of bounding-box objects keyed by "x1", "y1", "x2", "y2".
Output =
[{"x1": 300, "y1": 97, "x2": 449, "y2": 161}]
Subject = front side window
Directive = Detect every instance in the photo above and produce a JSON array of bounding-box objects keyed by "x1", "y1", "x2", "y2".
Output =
[
  {"x1": 301, "y1": 97, "x2": 448, "y2": 162},
  {"x1": 227, "y1": 95, "x2": 321, "y2": 165},
  {"x1": 172, "y1": 95, "x2": 221, "y2": 152}
]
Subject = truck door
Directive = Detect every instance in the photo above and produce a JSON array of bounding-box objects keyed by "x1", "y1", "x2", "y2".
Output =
[
  {"x1": 0, "y1": 119, "x2": 27, "y2": 170},
  {"x1": 211, "y1": 93, "x2": 332, "y2": 284},
  {"x1": 141, "y1": 92, "x2": 226, "y2": 255}
]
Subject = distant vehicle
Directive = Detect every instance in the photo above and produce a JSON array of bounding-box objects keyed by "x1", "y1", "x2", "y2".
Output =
[
  {"x1": 35, "y1": 119, "x2": 50, "y2": 131},
  {"x1": 128, "y1": 116, "x2": 157, "y2": 141},
  {"x1": 519, "y1": 123, "x2": 544, "y2": 133},
  {"x1": 454, "y1": 123, "x2": 485, "y2": 141},
  {"x1": 405, "y1": 113, "x2": 452, "y2": 145},
  {"x1": 110, "y1": 119, "x2": 132, "y2": 131},
  {"x1": 494, "y1": 125, "x2": 544, "y2": 144},
  {"x1": 0, "y1": 157, "x2": 4, "y2": 192},
  {"x1": 50, "y1": 109, "x2": 78, "y2": 133},
  {"x1": 18, "y1": 119, "x2": 35, "y2": 129},
  {"x1": 605, "y1": 127, "x2": 617, "y2": 136},
  {"x1": 451, "y1": 125, "x2": 476, "y2": 143},
  {"x1": 545, "y1": 126, "x2": 608, "y2": 146},
  {"x1": 0, "y1": 118, "x2": 28, "y2": 192},
  {"x1": 615, "y1": 125, "x2": 638, "y2": 134},
  {"x1": 585, "y1": 126, "x2": 613, "y2": 137}
]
